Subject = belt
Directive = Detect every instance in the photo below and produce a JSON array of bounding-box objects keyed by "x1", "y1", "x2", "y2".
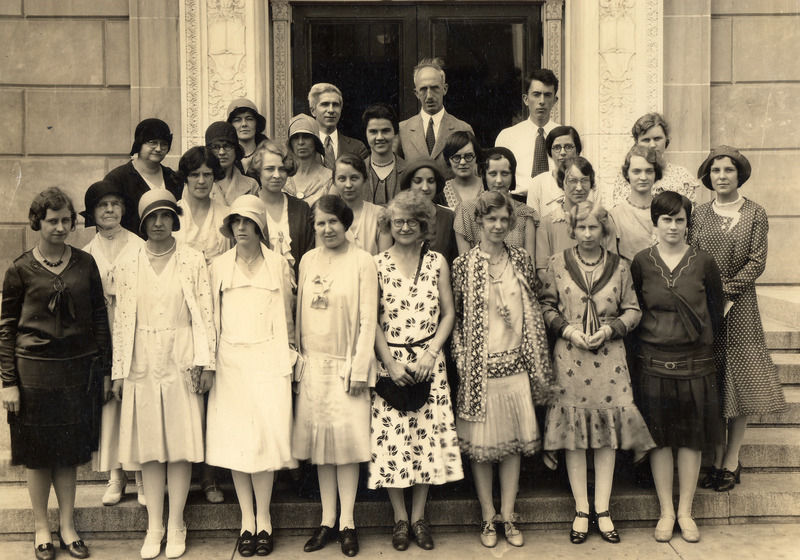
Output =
[
  {"x1": 637, "y1": 356, "x2": 714, "y2": 370},
  {"x1": 387, "y1": 333, "x2": 436, "y2": 358}
]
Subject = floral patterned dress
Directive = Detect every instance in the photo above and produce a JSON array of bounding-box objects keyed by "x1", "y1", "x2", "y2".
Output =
[{"x1": 368, "y1": 250, "x2": 463, "y2": 489}]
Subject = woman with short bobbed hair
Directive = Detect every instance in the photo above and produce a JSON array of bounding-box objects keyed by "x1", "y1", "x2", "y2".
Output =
[
  {"x1": 2, "y1": 187, "x2": 111, "y2": 560},
  {"x1": 525, "y1": 125, "x2": 584, "y2": 218},
  {"x1": 293, "y1": 194, "x2": 378, "y2": 557},
  {"x1": 248, "y1": 140, "x2": 314, "y2": 278},
  {"x1": 441, "y1": 130, "x2": 483, "y2": 208},
  {"x1": 611, "y1": 112, "x2": 700, "y2": 206},
  {"x1": 362, "y1": 103, "x2": 405, "y2": 204}
]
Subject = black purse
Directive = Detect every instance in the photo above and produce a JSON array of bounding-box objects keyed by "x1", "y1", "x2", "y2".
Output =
[{"x1": 375, "y1": 371, "x2": 431, "y2": 412}]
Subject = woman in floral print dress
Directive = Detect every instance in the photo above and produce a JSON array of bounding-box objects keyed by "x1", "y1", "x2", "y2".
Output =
[{"x1": 369, "y1": 190, "x2": 462, "y2": 551}]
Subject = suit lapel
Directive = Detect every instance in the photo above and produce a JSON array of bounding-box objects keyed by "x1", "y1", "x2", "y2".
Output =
[{"x1": 431, "y1": 111, "x2": 453, "y2": 159}]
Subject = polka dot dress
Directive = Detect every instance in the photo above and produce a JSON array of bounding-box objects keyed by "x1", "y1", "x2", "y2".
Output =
[{"x1": 689, "y1": 198, "x2": 787, "y2": 418}]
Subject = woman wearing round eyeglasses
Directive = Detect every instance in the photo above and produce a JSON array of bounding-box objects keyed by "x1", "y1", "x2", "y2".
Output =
[
  {"x1": 205, "y1": 121, "x2": 259, "y2": 206},
  {"x1": 453, "y1": 147, "x2": 538, "y2": 259},
  {"x1": 103, "y1": 118, "x2": 184, "y2": 237},
  {"x1": 441, "y1": 131, "x2": 483, "y2": 209},
  {"x1": 526, "y1": 126, "x2": 582, "y2": 220}
]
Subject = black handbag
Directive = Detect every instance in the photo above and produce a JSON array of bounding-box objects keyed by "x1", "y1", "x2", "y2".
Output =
[{"x1": 375, "y1": 372, "x2": 431, "y2": 412}]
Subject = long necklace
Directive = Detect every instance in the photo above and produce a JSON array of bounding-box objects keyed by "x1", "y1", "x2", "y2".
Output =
[
  {"x1": 626, "y1": 197, "x2": 651, "y2": 210},
  {"x1": 39, "y1": 245, "x2": 67, "y2": 267},
  {"x1": 575, "y1": 246, "x2": 603, "y2": 267},
  {"x1": 488, "y1": 254, "x2": 509, "y2": 281},
  {"x1": 145, "y1": 239, "x2": 176, "y2": 257},
  {"x1": 237, "y1": 251, "x2": 261, "y2": 271},
  {"x1": 489, "y1": 251, "x2": 506, "y2": 266}
]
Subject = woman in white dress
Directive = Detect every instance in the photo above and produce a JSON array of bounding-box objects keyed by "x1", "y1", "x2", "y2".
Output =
[
  {"x1": 81, "y1": 181, "x2": 145, "y2": 507},
  {"x1": 205, "y1": 121, "x2": 259, "y2": 206},
  {"x1": 330, "y1": 154, "x2": 392, "y2": 256},
  {"x1": 293, "y1": 195, "x2": 379, "y2": 557},
  {"x1": 112, "y1": 190, "x2": 216, "y2": 560},
  {"x1": 206, "y1": 195, "x2": 297, "y2": 557}
]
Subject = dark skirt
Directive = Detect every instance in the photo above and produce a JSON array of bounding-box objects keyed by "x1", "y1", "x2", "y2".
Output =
[
  {"x1": 9, "y1": 355, "x2": 99, "y2": 469},
  {"x1": 631, "y1": 345, "x2": 725, "y2": 450}
]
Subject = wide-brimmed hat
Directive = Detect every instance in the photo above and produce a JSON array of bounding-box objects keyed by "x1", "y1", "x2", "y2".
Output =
[
  {"x1": 130, "y1": 118, "x2": 172, "y2": 157},
  {"x1": 697, "y1": 145, "x2": 751, "y2": 190},
  {"x1": 205, "y1": 121, "x2": 245, "y2": 162},
  {"x1": 226, "y1": 98, "x2": 267, "y2": 134},
  {"x1": 138, "y1": 189, "x2": 181, "y2": 235},
  {"x1": 287, "y1": 114, "x2": 325, "y2": 156},
  {"x1": 220, "y1": 194, "x2": 267, "y2": 240},
  {"x1": 80, "y1": 180, "x2": 129, "y2": 227}
]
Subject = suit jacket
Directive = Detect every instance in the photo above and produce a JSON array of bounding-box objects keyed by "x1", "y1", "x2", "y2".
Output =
[
  {"x1": 397, "y1": 111, "x2": 474, "y2": 179},
  {"x1": 338, "y1": 133, "x2": 370, "y2": 160},
  {"x1": 285, "y1": 195, "x2": 315, "y2": 278}
]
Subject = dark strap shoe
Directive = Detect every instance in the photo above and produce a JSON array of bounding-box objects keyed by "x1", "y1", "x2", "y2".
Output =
[
  {"x1": 304, "y1": 525, "x2": 337, "y2": 553},
  {"x1": 255, "y1": 530, "x2": 273, "y2": 556},
  {"x1": 237, "y1": 530, "x2": 255, "y2": 557},
  {"x1": 35, "y1": 543, "x2": 56, "y2": 560}
]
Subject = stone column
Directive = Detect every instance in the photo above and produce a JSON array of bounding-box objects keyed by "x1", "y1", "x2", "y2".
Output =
[
  {"x1": 271, "y1": 0, "x2": 292, "y2": 142},
  {"x1": 544, "y1": 0, "x2": 564, "y2": 125}
]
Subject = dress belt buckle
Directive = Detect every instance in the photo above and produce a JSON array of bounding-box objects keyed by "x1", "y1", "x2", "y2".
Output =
[{"x1": 664, "y1": 361, "x2": 678, "y2": 370}]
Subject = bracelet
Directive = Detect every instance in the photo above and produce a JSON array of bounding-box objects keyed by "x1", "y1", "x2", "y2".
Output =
[{"x1": 424, "y1": 348, "x2": 438, "y2": 359}]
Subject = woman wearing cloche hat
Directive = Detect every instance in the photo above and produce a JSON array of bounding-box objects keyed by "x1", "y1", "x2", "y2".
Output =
[
  {"x1": 111, "y1": 189, "x2": 217, "y2": 559},
  {"x1": 283, "y1": 114, "x2": 332, "y2": 207},
  {"x1": 227, "y1": 99, "x2": 270, "y2": 174},
  {"x1": 205, "y1": 195, "x2": 297, "y2": 557},
  {"x1": 689, "y1": 145, "x2": 787, "y2": 492},
  {"x1": 205, "y1": 121, "x2": 259, "y2": 206}
]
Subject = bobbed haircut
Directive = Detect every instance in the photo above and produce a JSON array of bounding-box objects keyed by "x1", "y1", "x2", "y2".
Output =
[
  {"x1": 29, "y1": 186, "x2": 77, "y2": 232},
  {"x1": 178, "y1": 146, "x2": 225, "y2": 184},
  {"x1": 474, "y1": 190, "x2": 517, "y2": 232},
  {"x1": 479, "y1": 147, "x2": 518, "y2": 192},
  {"x1": 524, "y1": 68, "x2": 559, "y2": 96},
  {"x1": 377, "y1": 190, "x2": 435, "y2": 240},
  {"x1": 567, "y1": 200, "x2": 611, "y2": 239},
  {"x1": 651, "y1": 191, "x2": 692, "y2": 226},
  {"x1": 546, "y1": 126, "x2": 582, "y2": 158},
  {"x1": 246, "y1": 140, "x2": 297, "y2": 184},
  {"x1": 621, "y1": 145, "x2": 664, "y2": 184},
  {"x1": 631, "y1": 112, "x2": 671, "y2": 149},
  {"x1": 557, "y1": 156, "x2": 596, "y2": 191},
  {"x1": 312, "y1": 194, "x2": 355, "y2": 231},
  {"x1": 333, "y1": 153, "x2": 368, "y2": 181},
  {"x1": 443, "y1": 130, "x2": 481, "y2": 168},
  {"x1": 362, "y1": 103, "x2": 399, "y2": 133}
]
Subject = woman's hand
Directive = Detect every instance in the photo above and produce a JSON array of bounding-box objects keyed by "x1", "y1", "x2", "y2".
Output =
[
  {"x1": 387, "y1": 361, "x2": 415, "y2": 387},
  {"x1": 414, "y1": 349, "x2": 437, "y2": 383},
  {"x1": 348, "y1": 380, "x2": 367, "y2": 397},
  {"x1": 198, "y1": 369, "x2": 214, "y2": 393},
  {"x1": 586, "y1": 329, "x2": 607, "y2": 350},
  {"x1": 1, "y1": 386, "x2": 20, "y2": 415},
  {"x1": 103, "y1": 376, "x2": 114, "y2": 403},
  {"x1": 112, "y1": 379, "x2": 124, "y2": 401},
  {"x1": 568, "y1": 330, "x2": 591, "y2": 350}
]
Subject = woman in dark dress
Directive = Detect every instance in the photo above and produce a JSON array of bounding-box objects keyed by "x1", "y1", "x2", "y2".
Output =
[
  {"x1": 1, "y1": 187, "x2": 111, "y2": 560},
  {"x1": 689, "y1": 145, "x2": 787, "y2": 492},
  {"x1": 631, "y1": 191, "x2": 725, "y2": 544}
]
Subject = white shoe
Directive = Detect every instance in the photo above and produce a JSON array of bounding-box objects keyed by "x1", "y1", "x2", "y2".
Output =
[
  {"x1": 165, "y1": 523, "x2": 187, "y2": 558},
  {"x1": 140, "y1": 527, "x2": 164, "y2": 559},
  {"x1": 102, "y1": 476, "x2": 126, "y2": 506}
]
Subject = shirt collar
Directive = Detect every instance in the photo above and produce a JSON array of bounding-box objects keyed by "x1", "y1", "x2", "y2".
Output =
[{"x1": 420, "y1": 108, "x2": 445, "y2": 129}]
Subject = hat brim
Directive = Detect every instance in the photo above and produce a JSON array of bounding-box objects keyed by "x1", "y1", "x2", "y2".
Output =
[
  {"x1": 220, "y1": 211, "x2": 267, "y2": 241},
  {"x1": 288, "y1": 132, "x2": 325, "y2": 156},
  {"x1": 227, "y1": 107, "x2": 267, "y2": 135},
  {"x1": 697, "y1": 148, "x2": 752, "y2": 190},
  {"x1": 139, "y1": 203, "x2": 181, "y2": 235}
]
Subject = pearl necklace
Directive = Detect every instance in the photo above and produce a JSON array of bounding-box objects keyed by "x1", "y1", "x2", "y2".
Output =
[
  {"x1": 713, "y1": 195, "x2": 742, "y2": 208},
  {"x1": 145, "y1": 240, "x2": 176, "y2": 257},
  {"x1": 371, "y1": 158, "x2": 395, "y2": 168}
]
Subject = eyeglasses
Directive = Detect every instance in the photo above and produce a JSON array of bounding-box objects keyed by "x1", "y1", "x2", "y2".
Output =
[
  {"x1": 552, "y1": 143, "x2": 575, "y2": 153},
  {"x1": 210, "y1": 143, "x2": 236, "y2": 153},
  {"x1": 145, "y1": 140, "x2": 169, "y2": 150},
  {"x1": 449, "y1": 153, "x2": 476, "y2": 163},
  {"x1": 391, "y1": 218, "x2": 419, "y2": 229},
  {"x1": 566, "y1": 177, "x2": 592, "y2": 187}
]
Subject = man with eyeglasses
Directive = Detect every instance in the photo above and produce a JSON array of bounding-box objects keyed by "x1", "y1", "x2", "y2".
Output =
[
  {"x1": 204, "y1": 121, "x2": 258, "y2": 206},
  {"x1": 495, "y1": 68, "x2": 560, "y2": 203},
  {"x1": 309, "y1": 83, "x2": 369, "y2": 169},
  {"x1": 396, "y1": 58, "x2": 474, "y2": 180}
]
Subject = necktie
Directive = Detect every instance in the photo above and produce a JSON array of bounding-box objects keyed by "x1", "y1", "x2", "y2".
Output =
[
  {"x1": 425, "y1": 118, "x2": 436, "y2": 155},
  {"x1": 532, "y1": 127, "x2": 548, "y2": 178},
  {"x1": 324, "y1": 135, "x2": 335, "y2": 170}
]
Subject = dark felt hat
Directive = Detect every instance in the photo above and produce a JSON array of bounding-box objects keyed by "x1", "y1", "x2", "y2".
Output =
[
  {"x1": 80, "y1": 180, "x2": 128, "y2": 227},
  {"x1": 130, "y1": 118, "x2": 173, "y2": 157},
  {"x1": 697, "y1": 145, "x2": 751, "y2": 190},
  {"x1": 205, "y1": 121, "x2": 245, "y2": 162}
]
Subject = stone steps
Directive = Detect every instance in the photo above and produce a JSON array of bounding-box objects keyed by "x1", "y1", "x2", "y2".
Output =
[
  {"x1": 763, "y1": 317, "x2": 800, "y2": 351},
  {"x1": 774, "y1": 352, "x2": 800, "y2": 385},
  {"x1": 758, "y1": 287, "x2": 800, "y2": 328},
  {"x1": 751, "y1": 386, "x2": 800, "y2": 426}
]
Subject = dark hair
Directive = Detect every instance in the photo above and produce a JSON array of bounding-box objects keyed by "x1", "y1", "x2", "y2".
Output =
[
  {"x1": 361, "y1": 103, "x2": 399, "y2": 133},
  {"x1": 178, "y1": 146, "x2": 225, "y2": 184},
  {"x1": 443, "y1": 130, "x2": 481, "y2": 168},
  {"x1": 546, "y1": 126, "x2": 582, "y2": 158},
  {"x1": 621, "y1": 145, "x2": 664, "y2": 184},
  {"x1": 651, "y1": 191, "x2": 692, "y2": 226},
  {"x1": 631, "y1": 112, "x2": 671, "y2": 149},
  {"x1": 474, "y1": 190, "x2": 517, "y2": 231},
  {"x1": 399, "y1": 158, "x2": 447, "y2": 204},
  {"x1": 29, "y1": 187, "x2": 77, "y2": 232},
  {"x1": 568, "y1": 200, "x2": 611, "y2": 239},
  {"x1": 130, "y1": 118, "x2": 172, "y2": 157},
  {"x1": 557, "y1": 156, "x2": 596, "y2": 191},
  {"x1": 333, "y1": 153, "x2": 368, "y2": 181},
  {"x1": 247, "y1": 140, "x2": 297, "y2": 184},
  {"x1": 312, "y1": 194, "x2": 355, "y2": 230},
  {"x1": 711, "y1": 154, "x2": 745, "y2": 184},
  {"x1": 479, "y1": 147, "x2": 517, "y2": 192},
  {"x1": 378, "y1": 190, "x2": 435, "y2": 239},
  {"x1": 524, "y1": 68, "x2": 559, "y2": 96}
]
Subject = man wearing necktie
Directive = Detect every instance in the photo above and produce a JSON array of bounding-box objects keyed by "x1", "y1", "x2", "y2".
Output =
[
  {"x1": 309, "y1": 83, "x2": 369, "y2": 169},
  {"x1": 495, "y1": 68, "x2": 560, "y2": 201},
  {"x1": 396, "y1": 58, "x2": 474, "y2": 180}
]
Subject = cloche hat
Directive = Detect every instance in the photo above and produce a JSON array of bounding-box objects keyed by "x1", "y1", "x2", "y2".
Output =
[{"x1": 697, "y1": 145, "x2": 752, "y2": 190}]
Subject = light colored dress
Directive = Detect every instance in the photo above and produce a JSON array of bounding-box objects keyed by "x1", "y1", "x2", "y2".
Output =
[
  {"x1": 609, "y1": 199, "x2": 657, "y2": 261},
  {"x1": 292, "y1": 243, "x2": 378, "y2": 465},
  {"x1": 346, "y1": 202, "x2": 383, "y2": 256},
  {"x1": 85, "y1": 229, "x2": 144, "y2": 472},
  {"x1": 368, "y1": 250, "x2": 463, "y2": 488},
  {"x1": 206, "y1": 247, "x2": 298, "y2": 473},
  {"x1": 117, "y1": 253, "x2": 205, "y2": 468},
  {"x1": 264, "y1": 194, "x2": 295, "y2": 269},
  {"x1": 284, "y1": 167, "x2": 332, "y2": 207},
  {"x1": 535, "y1": 203, "x2": 618, "y2": 271},
  {"x1": 211, "y1": 167, "x2": 258, "y2": 206},
  {"x1": 454, "y1": 198, "x2": 538, "y2": 250},
  {"x1": 175, "y1": 198, "x2": 232, "y2": 265}
]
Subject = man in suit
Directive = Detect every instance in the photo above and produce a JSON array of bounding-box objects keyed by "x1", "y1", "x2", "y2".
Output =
[
  {"x1": 308, "y1": 83, "x2": 369, "y2": 169},
  {"x1": 396, "y1": 58, "x2": 474, "y2": 179}
]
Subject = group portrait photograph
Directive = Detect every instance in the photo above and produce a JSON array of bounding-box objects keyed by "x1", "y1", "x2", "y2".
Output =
[{"x1": 0, "y1": 0, "x2": 797, "y2": 559}]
